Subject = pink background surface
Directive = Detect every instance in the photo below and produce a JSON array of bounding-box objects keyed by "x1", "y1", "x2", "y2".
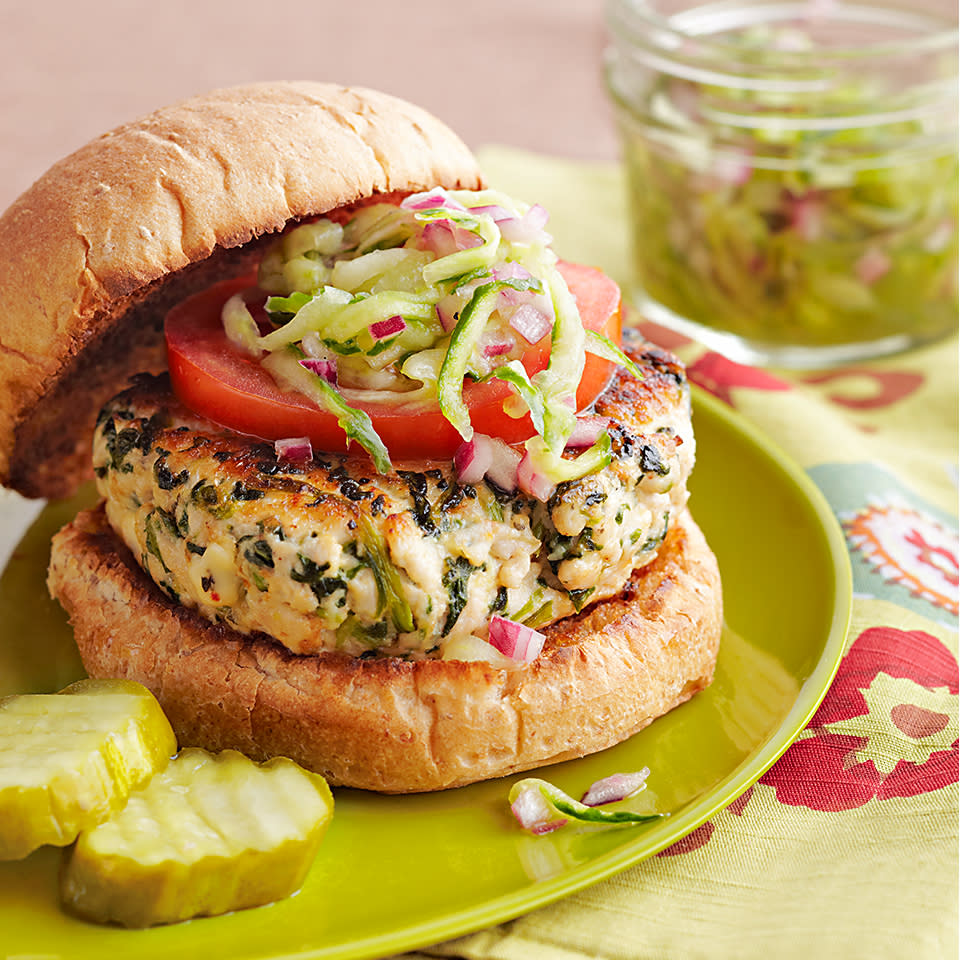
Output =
[{"x1": 0, "y1": 0, "x2": 617, "y2": 211}]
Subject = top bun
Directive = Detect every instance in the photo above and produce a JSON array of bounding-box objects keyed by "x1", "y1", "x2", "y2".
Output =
[{"x1": 0, "y1": 82, "x2": 483, "y2": 499}]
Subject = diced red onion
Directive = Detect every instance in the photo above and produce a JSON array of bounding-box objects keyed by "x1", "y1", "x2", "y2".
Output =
[
  {"x1": 531, "y1": 818, "x2": 567, "y2": 835},
  {"x1": 524, "y1": 204, "x2": 550, "y2": 230},
  {"x1": 487, "y1": 615, "x2": 545, "y2": 662},
  {"x1": 508, "y1": 304, "x2": 552, "y2": 345},
  {"x1": 418, "y1": 220, "x2": 459, "y2": 259},
  {"x1": 493, "y1": 262, "x2": 534, "y2": 283},
  {"x1": 454, "y1": 434, "x2": 521, "y2": 491},
  {"x1": 453, "y1": 437, "x2": 493, "y2": 485},
  {"x1": 565, "y1": 416, "x2": 609, "y2": 451},
  {"x1": 436, "y1": 294, "x2": 462, "y2": 332},
  {"x1": 855, "y1": 247, "x2": 892, "y2": 286},
  {"x1": 484, "y1": 438, "x2": 522, "y2": 492},
  {"x1": 418, "y1": 219, "x2": 482, "y2": 258},
  {"x1": 401, "y1": 189, "x2": 466, "y2": 212},
  {"x1": 274, "y1": 436, "x2": 313, "y2": 462},
  {"x1": 925, "y1": 220, "x2": 953, "y2": 254},
  {"x1": 789, "y1": 193, "x2": 823, "y2": 242},
  {"x1": 580, "y1": 769, "x2": 650, "y2": 807},
  {"x1": 535, "y1": 293, "x2": 556, "y2": 320},
  {"x1": 299, "y1": 357, "x2": 337, "y2": 384},
  {"x1": 712, "y1": 150, "x2": 752, "y2": 186},
  {"x1": 497, "y1": 204, "x2": 551, "y2": 245},
  {"x1": 498, "y1": 287, "x2": 521, "y2": 308},
  {"x1": 300, "y1": 331, "x2": 327, "y2": 358},
  {"x1": 495, "y1": 267, "x2": 554, "y2": 327},
  {"x1": 511, "y1": 785, "x2": 566, "y2": 833},
  {"x1": 517, "y1": 452, "x2": 555, "y2": 502},
  {"x1": 369, "y1": 315, "x2": 406, "y2": 340},
  {"x1": 470, "y1": 204, "x2": 513, "y2": 221},
  {"x1": 482, "y1": 341, "x2": 513, "y2": 358},
  {"x1": 511, "y1": 786, "x2": 550, "y2": 828},
  {"x1": 454, "y1": 227, "x2": 483, "y2": 251}
]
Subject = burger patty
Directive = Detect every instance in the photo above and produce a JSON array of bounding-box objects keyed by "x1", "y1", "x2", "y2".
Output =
[{"x1": 91, "y1": 339, "x2": 694, "y2": 659}]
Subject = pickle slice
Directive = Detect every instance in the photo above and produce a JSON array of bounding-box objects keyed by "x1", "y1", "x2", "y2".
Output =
[
  {"x1": 61, "y1": 748, "x2": 335, "y2": 928},
  {"x1": 0, "y1": 678, "x2": 177, "y2": 860}
]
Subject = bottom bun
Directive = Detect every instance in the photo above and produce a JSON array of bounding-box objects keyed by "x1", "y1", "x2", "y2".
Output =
[{"x1": 47, "y1": 503, "x2": 722, "y2": 793}]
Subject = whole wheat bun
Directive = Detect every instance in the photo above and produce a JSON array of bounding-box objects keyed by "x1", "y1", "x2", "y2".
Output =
[
  {"x1": 5, "y1": 81, "x2": 722, "y2": 793},
  {"x1": 48, "y1": 503, "x2": 722, "y2": 793},
  {"x1": 0, "y1": 81, "x2": 482, "y2": 499}
]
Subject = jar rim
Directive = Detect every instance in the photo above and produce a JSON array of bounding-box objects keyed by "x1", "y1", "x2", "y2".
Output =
[{"x1": 607, "y1": 0, "x2": 959, "y2": 62}]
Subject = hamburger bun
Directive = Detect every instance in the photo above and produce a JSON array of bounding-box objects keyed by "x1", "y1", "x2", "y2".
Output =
[{"x1": 0, "y1": 81, "x2": 722, "y2": 793}]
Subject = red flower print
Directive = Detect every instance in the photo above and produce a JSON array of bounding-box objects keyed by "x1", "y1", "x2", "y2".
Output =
[
  {"x1": 634, "y1": 319, "x2": 695, "y2": 352},
  {"x1": 686, "y1": 352, "x2": 792, "y2": 406},
  {"x1": 658, "y1": 821, "x2": 715, "y2": 857},
  {"x1": 655, "y1": 788, "x2": 755, "y2": 858},
  {"x1": 761, "y1": 627, "x2": 958, "y2": 811},
  {"x1": 726, "y1": 786, "x2": 754, "y2": 817},
  {"x1": 802, "y1": 369, "x2": 925, "y2": 410}
]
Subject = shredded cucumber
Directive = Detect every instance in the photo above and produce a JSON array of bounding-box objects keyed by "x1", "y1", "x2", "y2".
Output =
[
  {"x1": 258, "y1": 287, "x2": 353, "y2": 351},
  {"x1": 262, "y1": 349, "x2": 391, "y2": 473},
  {"x1": 437, "y1": 281, "x2": 502, "y2": 441},
  {"x1": 357, "y1": 318, "x2": 439, "y2": 361},
  {"x1": 330, "y1": 248, "x2": 416, "y2": 291},
  {"x1": 282, "y1": 219, "x2": 343, "y2": 259},
  {"x1": 265, "y1": 291, "x2": 312, "y2": 320},
  {"x1": 533, "y1": 268, "x2": 584, "y2": 454},
  {"x1": 282, "y1": 256, "x2": 329, "y2": 294},
  {"x1": 509, "y1": 776, "x2": 665, "y2": 830},
  {"x1": 524, "y1": 432, "x2": 613, "y2": 486},
  {"x1": 491, "y1": 361, "x2": 546, "y2": 435},
  {"x1": 457, "y1": 188, "x2": 527, "y2": 214},
  {"x1": 227, "y1": 187, "x2": 639, "y2": 476},
  {"x1": 586, "y1": 330, "x2": 644, "y2": 380},
  {"x1": 350, "y1": 207, "x2": 414, "y2": 254},
  {"x1": 323, "y1": 292, "x2": 438, "y2": 343},
  {"x1": 418, "y1": 210, "x2": 502, "y2": 285},
  {"x1": 369, "y1": 250, "x2": 433, "y2": 293},
  {"x1": 437, "y1": 276, "x2": 551, "y2": 441},
  {"x1": 221, "y1": 294, "x2": 263, "y2": 357}
]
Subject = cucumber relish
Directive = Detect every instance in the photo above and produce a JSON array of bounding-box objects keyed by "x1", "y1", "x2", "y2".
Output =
[{"x1": 605, "y1": 0, "x2": 958, "y2": 367}]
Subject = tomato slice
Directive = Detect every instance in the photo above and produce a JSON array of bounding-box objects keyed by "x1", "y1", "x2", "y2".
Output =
[{"x1": 165, "y1": 261, "x2": 622, "y2": 461}]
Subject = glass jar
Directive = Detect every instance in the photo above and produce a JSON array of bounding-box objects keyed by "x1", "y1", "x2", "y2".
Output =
[{"x1": 605, "y1": 0, "x2": 958, "y2": 367}]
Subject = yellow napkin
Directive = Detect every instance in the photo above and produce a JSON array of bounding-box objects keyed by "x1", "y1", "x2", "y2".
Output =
[{"x1": 407, "y1": 146, "x2": 959, "y2": 960}]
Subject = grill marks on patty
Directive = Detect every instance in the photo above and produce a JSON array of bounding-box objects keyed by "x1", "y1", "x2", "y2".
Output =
[{"x1": 92, "y1": 343, "x2": 693, "y2": 659}]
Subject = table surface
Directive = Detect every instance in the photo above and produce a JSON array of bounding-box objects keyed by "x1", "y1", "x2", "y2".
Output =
[{"x1": 0, "y1": 0, "x2": 615, "y2": 211}]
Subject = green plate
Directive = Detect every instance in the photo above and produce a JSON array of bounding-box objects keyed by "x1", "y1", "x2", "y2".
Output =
[{"x1": 0, "y1": 387, "x2": 851, "y2": 959}]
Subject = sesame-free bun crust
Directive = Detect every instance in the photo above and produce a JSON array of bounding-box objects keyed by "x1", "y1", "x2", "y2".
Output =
[
  {"x1": 0, "y1": 82, "x2": 482, "y2": 499},
  {"x1": 47, "y1": 503, "x2": 722, "y2": 793}
]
